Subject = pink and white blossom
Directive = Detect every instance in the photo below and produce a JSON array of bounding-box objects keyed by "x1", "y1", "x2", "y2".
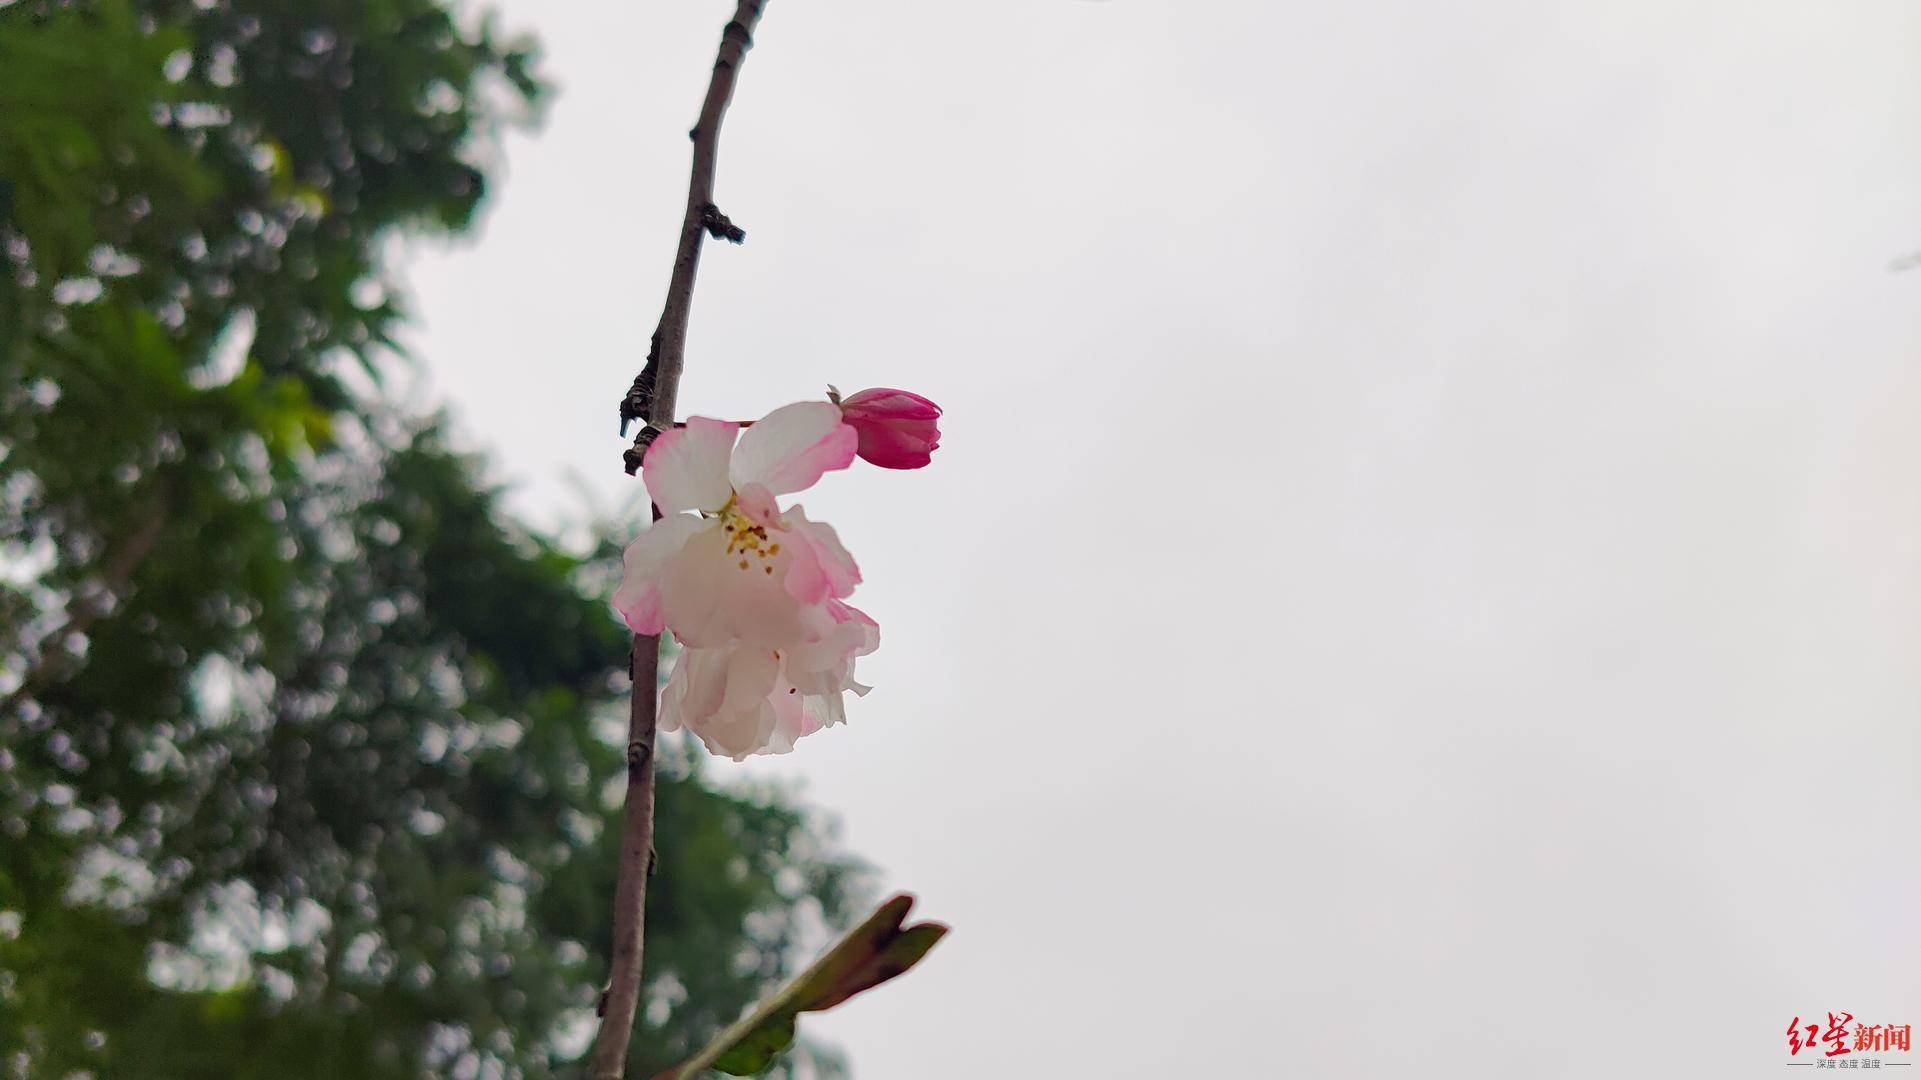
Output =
[
  {"x1": 612, "y1": 401, "x2": 861, "y2": 648},
  {"x1": 614, "y1": 394, "x2": 928, "y2": 760},
  {"x1": 659, "y1": 601, "x2": 880, "y2": 760}
]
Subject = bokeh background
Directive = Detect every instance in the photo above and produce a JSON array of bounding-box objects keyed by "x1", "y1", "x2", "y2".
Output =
[
  {"x1": 407, "y1": 1, "x2": 1921, "y2": 1075},
  {"x1": 5, "y1": 0, "x2": 1920, "y2": 1076}
]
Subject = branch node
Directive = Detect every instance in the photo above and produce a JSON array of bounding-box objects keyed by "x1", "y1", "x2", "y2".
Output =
[
  {"x1": 618, "y1": 332, "x2": 663, "y2": 437},
  {"x1": 700, "y1": 204, "x2": 745, "y2": 244},
  {"x1": 623, "y1": 425, "x2": 664, "y2": 475},
  {"x1": 618, "y1": 366, "x2": 657, "y2": 437}
]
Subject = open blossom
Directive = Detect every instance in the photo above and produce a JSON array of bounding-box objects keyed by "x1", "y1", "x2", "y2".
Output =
[
  {"x1": 835, "y1": 387, "x2": 942, "y2": 469},
  {"x1": 660, "y1": 600, "x2": 879, "y2": 760},
  {"x1": 612, "y1": 401, "x2": 861, "y2": 649},
  {"x1": 614, "y1": 400, "x2": 882, "y2": 758}
]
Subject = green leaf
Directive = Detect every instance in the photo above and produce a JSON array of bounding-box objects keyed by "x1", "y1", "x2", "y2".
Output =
[{"x1": 657, "y1": 893, "x2": 949, "y2": 1080}]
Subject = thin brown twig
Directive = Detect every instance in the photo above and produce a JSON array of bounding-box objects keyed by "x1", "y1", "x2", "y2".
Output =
[{"x1": 588, "y1": 2, "x2": 770, "y2": 1076}]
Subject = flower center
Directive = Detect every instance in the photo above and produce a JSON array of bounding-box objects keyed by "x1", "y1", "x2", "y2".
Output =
[{"x1": 718, "y1": 502, "x2": 781, "y2": 574}]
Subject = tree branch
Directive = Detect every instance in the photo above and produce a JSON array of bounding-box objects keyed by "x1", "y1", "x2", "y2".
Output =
[
  {"x1": 589, "y1": 3, "x2": 770, "y2": 1076},
  {"x1": 617, "y1": 0, "x2": 767, "y2": 458}
]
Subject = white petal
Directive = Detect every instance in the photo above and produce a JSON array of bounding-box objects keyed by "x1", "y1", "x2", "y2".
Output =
[
  {"x1": 801, "y1": 689, "x2": 847, "y2": 730},
  {"x1": 657, "y1": 647, "x2": 704, "y2": 735},
  {"x1": 610, "y1": 515, "x2": 708, "y2": 634},
  {"x1": 643, "y1": 417, "x2": 737, "y2": 514},
  {"x1": 760, "y1": 672, "x2": 815, "y2": 755},
  {"x1": 663, "y1": 645, "x2": 781, "y2": 760},
  {"x1": 728, "y1": 402, "x2": 857, "y2": 496},
  {"x1": 659, "y1": 524, "x2": 807, "y2": 649}
]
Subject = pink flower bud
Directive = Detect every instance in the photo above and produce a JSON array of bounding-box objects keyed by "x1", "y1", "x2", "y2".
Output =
[{"x1": 835, "y1": 388, "x2": 942, "y2": 470}]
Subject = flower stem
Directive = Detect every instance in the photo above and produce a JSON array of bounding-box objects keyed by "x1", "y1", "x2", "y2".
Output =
[{"x1": 589, "y1": 3, "x2": 771, "y2": 1076}]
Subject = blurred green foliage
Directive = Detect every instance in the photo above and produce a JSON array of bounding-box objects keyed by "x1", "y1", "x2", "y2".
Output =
[{"x1": 0, "y1": 2, "x2": 864, "y2": 1075}]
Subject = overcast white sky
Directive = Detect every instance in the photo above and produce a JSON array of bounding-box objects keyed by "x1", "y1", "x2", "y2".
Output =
[{"x1": 402, "y1": 1, "x2": 1921, "y2": 1075}]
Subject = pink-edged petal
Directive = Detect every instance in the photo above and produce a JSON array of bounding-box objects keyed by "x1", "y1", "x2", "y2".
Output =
[
  {"x1": 729, "y1": 402, "x2": 857, "y2": 496},
  {"x1": 832, "y1": 600, "x2": 881, "y2": 657},
  {"x1": 778, "y1": 505, "x2": 861, "y2": 604},
  {"x1": 786, "y1": 599, "x2": 879, "y2": 677},
  {"x1": 611, "y1": 515, "x2": 708, "y2": 634},
  {"x1": 643, "y1": 417, "x2": 738, "y2": 514}
]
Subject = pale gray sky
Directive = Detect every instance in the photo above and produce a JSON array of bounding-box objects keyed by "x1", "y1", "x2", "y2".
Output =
[{"x1": 404, "y1": 1, "x2": 1921, "y2": 1075}]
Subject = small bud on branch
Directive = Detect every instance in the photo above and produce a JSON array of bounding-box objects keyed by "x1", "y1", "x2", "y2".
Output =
[{"x1": 700, "y1": 204, "x2": 745, "y2": 243}]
